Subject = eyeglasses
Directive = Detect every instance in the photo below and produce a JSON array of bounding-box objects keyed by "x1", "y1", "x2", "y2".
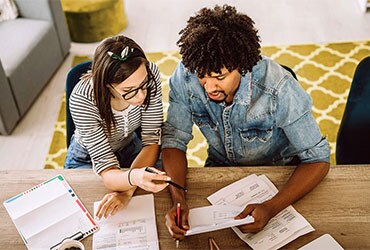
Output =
[{"x1": 121, "y1": 75, "x2": 152, "y2": 100}]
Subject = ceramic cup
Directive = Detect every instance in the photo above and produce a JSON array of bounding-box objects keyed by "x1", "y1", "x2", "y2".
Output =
[{"x1": 58, "y1": 239, "x2": 85, "y2": 250}]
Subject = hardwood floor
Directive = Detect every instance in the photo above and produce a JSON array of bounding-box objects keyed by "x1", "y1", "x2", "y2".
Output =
[{"x1": 0, "y1": 0, "x2": 369, "y2": 170}]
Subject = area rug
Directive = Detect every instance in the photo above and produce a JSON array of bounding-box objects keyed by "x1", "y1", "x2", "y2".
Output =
[{"x1": 44, "y1": 40, "x2": 370, "y2": 169}]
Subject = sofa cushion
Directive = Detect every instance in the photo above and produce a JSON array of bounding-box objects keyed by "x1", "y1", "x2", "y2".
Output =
[
  {"x1": 0, "y1": 18, "x2": 63, "y2": 115},
  {"x1": 0, "y1": 0, "x2": 18, "y2": 22},
  {"x1": 0, "y1": 18, "x2": 56, "y2": 74},
  {"x1": 0, "y1": 60, "x2": 19, "y2": 134}
]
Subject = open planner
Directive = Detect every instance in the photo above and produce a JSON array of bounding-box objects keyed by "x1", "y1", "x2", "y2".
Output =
[{"x1": 3, "y1": 175, "x2": 98, "y2": 250}]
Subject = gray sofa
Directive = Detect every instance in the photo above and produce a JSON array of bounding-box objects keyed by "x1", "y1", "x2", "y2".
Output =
[{"x1": 0, "y1": 0, "x2": 70, "y2": 135}]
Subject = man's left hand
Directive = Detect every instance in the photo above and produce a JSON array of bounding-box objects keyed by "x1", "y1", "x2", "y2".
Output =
[{"x1": 235, "y1": 202, "x2": 274, "y2": 233}]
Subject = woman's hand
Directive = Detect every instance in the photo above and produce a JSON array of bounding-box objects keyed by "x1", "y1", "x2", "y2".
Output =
[
  {"x1": 95, "y1": 188, "x2": 136, "y2": 220},
  {"x1": 129, "y1": 167, "x2": 170, "y2": 192}
]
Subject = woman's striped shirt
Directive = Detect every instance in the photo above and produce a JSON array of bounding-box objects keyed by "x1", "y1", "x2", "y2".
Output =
[{"x1": 69, "y1": 62, "x2": 163, "y2": 174}]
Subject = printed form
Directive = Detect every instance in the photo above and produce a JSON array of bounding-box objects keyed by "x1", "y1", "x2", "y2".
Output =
[
  {"x1": 207, "y1": 174, "x2": 314, "y2": 250},
  {"x1": 93, "y1": 194, "x2": 159, "y2": 250},
  {"x1": 186, "y1": 204, "x2": 254, "y2": 236}
]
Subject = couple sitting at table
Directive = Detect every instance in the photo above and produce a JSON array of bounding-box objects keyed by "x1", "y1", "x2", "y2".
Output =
[{"x1": 64, "y1": 5, "x2": 330, "y2": 238}]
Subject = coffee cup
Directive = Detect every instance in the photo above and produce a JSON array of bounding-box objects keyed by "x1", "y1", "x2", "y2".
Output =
[{"x1": 58, "y1": 239, "x2": 85, "y2": 250}]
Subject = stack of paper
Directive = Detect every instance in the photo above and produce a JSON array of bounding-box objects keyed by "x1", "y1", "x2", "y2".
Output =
[
  {"x1": 93, "y1": 194, "x2": 159, "y2": 250},
  {"x1": 207, "y1": 174, "x2": 314, "y2": 250}
]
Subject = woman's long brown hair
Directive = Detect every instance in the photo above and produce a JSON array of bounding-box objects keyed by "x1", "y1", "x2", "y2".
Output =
[{"x1": 83, "y1": 35, "x2": 152, "y2": 135}]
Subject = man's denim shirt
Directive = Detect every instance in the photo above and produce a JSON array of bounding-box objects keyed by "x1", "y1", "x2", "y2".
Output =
[{"x1": 162, "y1": 57, "x2": 330, "y2": 166}]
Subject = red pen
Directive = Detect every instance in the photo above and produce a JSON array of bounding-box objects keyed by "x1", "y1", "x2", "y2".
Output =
[{"x1": 176, "y1": 203, "x2": 181, "y2": 248}]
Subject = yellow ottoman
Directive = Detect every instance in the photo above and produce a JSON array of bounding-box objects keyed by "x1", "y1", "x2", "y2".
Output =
[{"x1": 61, "y1": 0, "x2": 128, "y2": 43}]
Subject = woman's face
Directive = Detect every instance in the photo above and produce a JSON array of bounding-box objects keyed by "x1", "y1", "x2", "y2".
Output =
[{"x1": 112, "y1": 63, "x2": 149, "y2": 106}]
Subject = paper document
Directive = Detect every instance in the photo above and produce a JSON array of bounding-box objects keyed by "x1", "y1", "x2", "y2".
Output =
[
  {"x1": 93, "y1": 194, "x2": 159, "y2": 250},
  {"x1": 207, "y1": 174, "x2": 314, "y2": 250},
  {"x1": 3, "y1": 175, "x2": 98, "y2": 250},
  {"x1": 298, "y1": 234, "x2": 344, "y2": 250},
  {"x1": 186, "y1": 204, "x2": 254, "y2": 236}
]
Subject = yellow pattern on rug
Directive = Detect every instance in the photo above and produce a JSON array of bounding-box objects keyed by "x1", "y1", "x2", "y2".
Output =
[{"x1": 44, "y1": 40, "x2": 370, "y2": 169}]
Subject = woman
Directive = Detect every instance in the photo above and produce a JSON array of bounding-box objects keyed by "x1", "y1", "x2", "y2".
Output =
[{"x1": 65, "y1": 35, "x2": 169, "y2": 218}]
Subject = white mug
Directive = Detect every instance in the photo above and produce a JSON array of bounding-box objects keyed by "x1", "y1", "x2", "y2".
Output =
[{"x1": 58, "y1": 239, "x2": 85, "y2": 250}]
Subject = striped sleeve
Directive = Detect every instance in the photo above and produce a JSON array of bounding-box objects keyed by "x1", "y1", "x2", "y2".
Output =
[
  {"x1": 69, "y1": 79, "x2": 119, "y2": 174},
  {"x1": 140, "y1": 62, "x2": 163, "y2": 146}
]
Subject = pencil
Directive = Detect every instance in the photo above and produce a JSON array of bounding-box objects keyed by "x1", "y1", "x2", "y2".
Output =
[{"x1": 210, "y1": 237, "x2": 221, "y2": 250}]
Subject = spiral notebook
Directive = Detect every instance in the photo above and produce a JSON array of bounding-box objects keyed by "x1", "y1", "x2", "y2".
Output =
[{"x1": 3, "y1": 175, "x2": 99, "y2": 250}]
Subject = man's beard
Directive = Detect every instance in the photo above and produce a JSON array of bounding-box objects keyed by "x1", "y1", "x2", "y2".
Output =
[{"x1": 207, "y1": 90, "x2": 227, "y2": 103}]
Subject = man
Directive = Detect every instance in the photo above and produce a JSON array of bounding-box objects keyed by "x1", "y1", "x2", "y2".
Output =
[{"x1": 161, "y1": 5, "x2": 330, "y2": 240}]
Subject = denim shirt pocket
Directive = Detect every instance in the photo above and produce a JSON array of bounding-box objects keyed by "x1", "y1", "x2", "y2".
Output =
[
  {"x1": 192, "y1": 112, "x2": 218, "y2": 131},
  {"x1": 238, "y1": 127, "x2": 273, "y2": 158},
  {"x1": 240, "y1": 127, "x2": 273, "y2": 142}
]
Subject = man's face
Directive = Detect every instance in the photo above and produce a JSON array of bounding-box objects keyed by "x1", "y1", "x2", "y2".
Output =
[{"x1": 197, "y1": 67, "x2": 241, "y2": 104}]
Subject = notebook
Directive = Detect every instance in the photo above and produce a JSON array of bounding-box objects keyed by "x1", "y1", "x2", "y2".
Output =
[{"x1": 3, "y1": 175, "x2": 98, "y2": 250}]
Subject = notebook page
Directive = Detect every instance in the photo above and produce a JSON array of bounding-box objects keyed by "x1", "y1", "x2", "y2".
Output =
[
  {"x1": 14, "y1": 192, "x2": 80, "y2": 239},
  {"x1": 4, "y1": 176, "x2": 68, "y2": 220}
]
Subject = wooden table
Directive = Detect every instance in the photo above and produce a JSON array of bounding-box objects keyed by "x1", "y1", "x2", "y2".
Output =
[{"x1": 1, "y1": 166, "x2": 370, "y2": 249}]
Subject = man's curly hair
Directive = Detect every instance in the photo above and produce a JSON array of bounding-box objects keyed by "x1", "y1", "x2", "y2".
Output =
[{"x1": 177, "y1": 5, "x2": 261, "y2": 77}]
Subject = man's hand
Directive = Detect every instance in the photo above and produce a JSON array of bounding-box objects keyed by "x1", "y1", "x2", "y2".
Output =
[
  {"x1": 95, "y1": 188, "x2": 136, "y2": 220},
  {"x1": 235, "y1": 202, "x2": 274, "y2": 233},
  {"x1": 165, "y1": 202, "x2": 190, "y2": 241}
]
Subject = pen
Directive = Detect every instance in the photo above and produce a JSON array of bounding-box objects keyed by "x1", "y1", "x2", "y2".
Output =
[
  {"x1": 145, "y1": 167, "x2": 187, "y2": 192},
  {"x1": 71, "y1": 231, "x2": 84, "y2": 241},
  {"x1": 166, "y1": 180, "x2": 187, "y2": 192},
  {"x1": 176, "y1": 202, "x2": 181, "y2": 248},
  {"x1": 50, "y1": 232, "x2": 84, "y2": 250}
]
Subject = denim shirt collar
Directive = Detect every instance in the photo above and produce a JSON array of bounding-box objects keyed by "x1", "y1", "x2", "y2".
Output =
[{"x1": 232, "y1": 72, "x2": 252, "y2": 106}]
